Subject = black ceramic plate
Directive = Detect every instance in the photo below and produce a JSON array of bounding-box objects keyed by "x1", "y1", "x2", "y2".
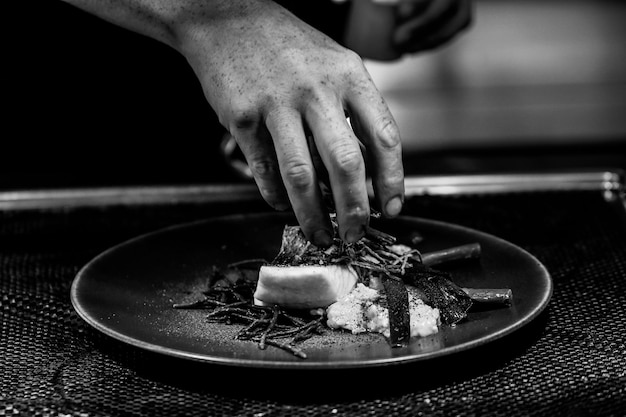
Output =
[{"x1": 71, "y1": 213, "x2": 552, "y2": 369}]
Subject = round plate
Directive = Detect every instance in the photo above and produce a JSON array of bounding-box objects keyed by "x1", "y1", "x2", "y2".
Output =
[{"x1": 71, "y1": 213, "x2": 552, "y2": 369}]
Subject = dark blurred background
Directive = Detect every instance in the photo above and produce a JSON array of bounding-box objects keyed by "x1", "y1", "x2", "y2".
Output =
[
  {"x1": 365, "y1": 0, "x2": 626, "y2": 176},
  {"x1": 3, "y1": 0, "x2": 626, "y2": 190}
]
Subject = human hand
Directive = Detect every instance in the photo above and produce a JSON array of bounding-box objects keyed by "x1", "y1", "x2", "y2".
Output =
[
  {"x1": 174, "y1": 0, "x2": 404, "y2": 246},
  {"x1": 393, "y1": 0, "x2": 473, "y2": 53},
  {"x1": 344, "y1": 0, "x2": 472, "y2": 60}
]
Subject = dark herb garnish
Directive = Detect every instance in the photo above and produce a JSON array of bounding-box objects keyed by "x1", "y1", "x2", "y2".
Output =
[{"x1": 174, "y1": 265, "x2": 326, "y2": 358}]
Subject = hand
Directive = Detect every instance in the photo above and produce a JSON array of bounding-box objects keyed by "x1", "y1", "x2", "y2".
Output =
[
  {"x1": 392, "y1": 0, "x2": 473, "y2": 53},
  {"x1": 175, "y1": 0, "x2": 404, "y2": 246},
  {"x1": 343, "y1": 0, "x2": 472, "y2": 60}
]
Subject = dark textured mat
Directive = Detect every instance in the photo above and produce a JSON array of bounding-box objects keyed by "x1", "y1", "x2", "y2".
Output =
[{"x1": 1, "y1": 191, "x2": 625, "y2": 416}]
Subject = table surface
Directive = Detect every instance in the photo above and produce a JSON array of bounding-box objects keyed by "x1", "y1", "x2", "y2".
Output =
[{"x1": 1, "y1": 186, "x2": 625, "y2": 417}]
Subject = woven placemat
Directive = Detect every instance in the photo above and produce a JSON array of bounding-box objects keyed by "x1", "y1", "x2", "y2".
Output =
[{"x1": 1, "y1": 191, "x2": 625, "y2": 416}]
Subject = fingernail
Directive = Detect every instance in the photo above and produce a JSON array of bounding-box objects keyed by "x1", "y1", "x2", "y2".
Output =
[
  {"x1": 313, "y1": 229, "x2": 333, "y2": 247},
  {"x1": 345, "y1": 226, "x2": 365, "y2": 243},
  {"x1": 385, "y1": 196, "x2": 403, "y2": 217}
]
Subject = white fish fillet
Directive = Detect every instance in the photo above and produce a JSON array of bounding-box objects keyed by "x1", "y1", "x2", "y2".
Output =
[{"x1": 253, "y1": 264, "x2": 358, "y2": 309}]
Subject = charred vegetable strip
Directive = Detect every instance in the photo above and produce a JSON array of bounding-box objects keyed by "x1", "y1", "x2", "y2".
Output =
[
  {"x1": 402, "y1": 263, "x2": 473, "y2": 325},
  {"x1": 173, "y1": 298, "x2": 225, "y2": 309},
  {"x1": 264, "y1": 339, "x2": 307, "y2": 359},
  {"x1": 227, "y1": 258, "x2": 268, "y2": 269},
  {"x1": 382, "y1": 275, "x2": 411, "y2": 347},
  {"x1": 462, "y1": 288, "x2": 512, "y2": 305},
  {"x1": 420, "y1": 243, "x2": 481, "y2": 267}
]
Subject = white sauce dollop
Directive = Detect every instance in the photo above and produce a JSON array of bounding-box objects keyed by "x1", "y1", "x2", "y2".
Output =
[{"x1": 326, "y1": 283, "x2": 440, "y2": 338}]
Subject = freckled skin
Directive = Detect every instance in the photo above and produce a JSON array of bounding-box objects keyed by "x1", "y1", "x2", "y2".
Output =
[{"x1": 59, "y1": 0, "x2": 406, "y2": 246}]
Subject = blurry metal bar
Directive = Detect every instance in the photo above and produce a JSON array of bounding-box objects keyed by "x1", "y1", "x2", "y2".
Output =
[
  {"x1": 0, "y1": 183, "x2": 263, "y2": 211},
  {"x1": 0, "y1": 171, "x2": 623, "y2": 211},
  {"x1": 403, "y1": 171, "x2": 624, "y2": 196}
]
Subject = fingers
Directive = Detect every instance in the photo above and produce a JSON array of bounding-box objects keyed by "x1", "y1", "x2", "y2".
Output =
[
  {"x1": 394, "y1": 0, "x2": 472, "y2": 52},
  {"x1": 306, "y1": 133, "x2": 334, "y2": 211},
  {"x1": 305, "y1": 94, "x2": 370, "y2": 244},
  {"x1": 231, "y1": 82, "x2": 401, "y2": 247},
  {"x1": 396, "y1": 0, "x2": 458, "y2": 30},
  {"x1": 265, "y1": 108, "x2": 334, "y2": 247},
  {"x1": 346, "y1": 77, "x2": 405, "y2": 219},
  {"x1": 189, "y1": 0, "x2": 405, "y2": 248},
  {"x1": 231, "y1": 122, "x2": 291, "y2": 212}
]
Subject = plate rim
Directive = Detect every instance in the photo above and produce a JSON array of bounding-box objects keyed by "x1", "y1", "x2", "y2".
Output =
[{"x1": 70, "y1": 213, "x2": 553, "y2": 369}]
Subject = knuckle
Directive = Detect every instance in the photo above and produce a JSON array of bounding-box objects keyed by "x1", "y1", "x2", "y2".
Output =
[
  {"x1": 282, "y1": 159, "x2": 315, "y2": 192},
  {"x1": 249, "y1": 158, "x2": 278, "y2": 180},
  {"x1": 226, "y1": 101, "x2": 260, "y2": 132},
  {"x1": 376, "y1": 117, "x2": 402, "y2": 150},
  {"x1": 342, "y1": 49, "x2": 366, "y2": 72},
  {"x1": 329, "y1": 141, "x2": 364, "y2": 179}
]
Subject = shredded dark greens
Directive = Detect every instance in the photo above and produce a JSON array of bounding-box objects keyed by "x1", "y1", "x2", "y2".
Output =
[{"x1": 174, "y1": 265, "x2": 324, "y2": 359}]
